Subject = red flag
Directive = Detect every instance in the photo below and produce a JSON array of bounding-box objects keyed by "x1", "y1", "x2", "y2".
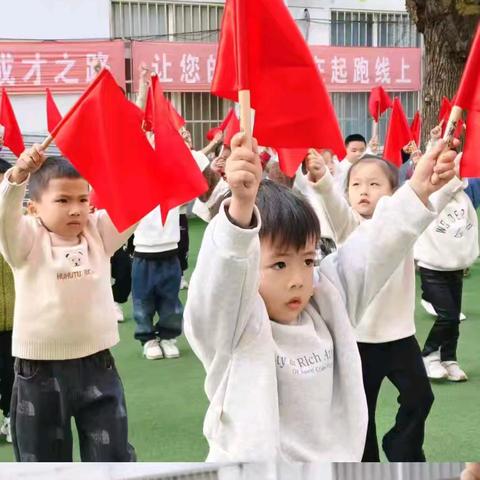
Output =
[
  {"x1": 410, "y1": 111, "x2": 421, "y2": 146},
  {"x1": 276, "y1": 148, "x2": 308, "y2": 177},
  {"x1": 223, "y1": 109, "x2": 240, "y2": 146},
  {"x1": 211, "y1": 0, "x2": 346, "y2": 175},
  {"x1": 206, "y1": 108, "x2": 236, "y2": 141},
  {"x1": 148, "y1": 75, "x2": 207, "y2": 222},
  {"x1": 453, "y1": 24, "x2": 480, "y2": 176},
  {"x1": 52, "y1": 69, "x2": 171, "y2": 231},
  {"x1": 46, "y1": 88, "x2": 62, "y2": 134},
  {"x1": 0, "y1": 89, "x2": 25, "y2": 157},
  {"x1": 166, "y1": 100, "x2": 186, "y2": 131},
  {"x1": 383, "y1": 97, "x2": 413, "y2": 167},
  {"x1": 368, "y1": 86, "x2": 393, "y2": 122}
]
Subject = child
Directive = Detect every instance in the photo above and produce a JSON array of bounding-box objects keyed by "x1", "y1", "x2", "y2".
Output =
[
  {"x1": 415, "y1": 154, "x2": 479, "y2": 382},
  {"x1": 0, "y1": 158, "x2": 15, "y2": 443},
  {"x1": 334, "y1": 133, "x2": 367, "y2": 191},
  {"x1": 305, "y1": 151, "x2": 463, "y2": 461},
  {"x1": 0, "y1": 148, "x2": 136, "y2": 461},
  {"x1": 184, "y1": 133, "x2": 456, "y2": 462}
]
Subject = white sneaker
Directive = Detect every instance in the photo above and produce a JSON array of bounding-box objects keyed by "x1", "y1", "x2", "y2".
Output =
[
  {"x1": 0, "y1": 417, "x2": 11, "y2": 443},
  {"x1": 113, "y1": 302, "x2": 125, "y2": 323},
  {"x1": 159, "y1": 339, "x2": 180, "y2": 359},
  {"x1": 143, "y1": 339, "x2": 163, "y2": 360},
  {"x1": 423, "y1": 351, "x2": 448, "y2": 380},
  {"x1": 442, "y1": 361, "x2": 468, "y2": 382},
  {"x1": 421, "y1": 299, "x2": 466, "y2": 321},
  {"x1": 180, "y1": 276, "x2": 189, "y2": 290}
]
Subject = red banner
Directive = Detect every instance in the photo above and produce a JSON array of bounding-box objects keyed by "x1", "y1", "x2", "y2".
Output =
[
  {"x1": 0, "y1": 41, "x2": 125, "y2": 93},
  {"x1": 132, "y1": 42, "x2": 421, "y2": 93}
]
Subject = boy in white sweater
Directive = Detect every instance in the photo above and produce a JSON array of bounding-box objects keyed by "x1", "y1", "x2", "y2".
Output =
[
  {"x1": 184, "y1": 133, "x2": 457, "y2": 462},
  {"x1": 0, "y1": 146, "x2": 136, "y2": 461},
  {"x1": 305, "y1": 151, "x2": 464, "y2": 461}
]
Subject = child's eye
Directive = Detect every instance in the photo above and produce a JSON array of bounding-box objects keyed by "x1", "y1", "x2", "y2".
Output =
[
  {"x1": 305, "y1": 259, "x2": 315, "y2": 267},
  {"x1": 371, "y1": 182, "x2": 380, "y2": 187},
  {"x1": 80, "y1": 198, "x2": 89, "y2": 203},
  {"x1": 272, "y1": 261, "x2": 286, "y2": 270},
  {"x1": 55, "y1": 199, "x2": 67, "y2": 203},
  {"x1": 351, "y1": 182, "x2": 359, "y2": 187}
]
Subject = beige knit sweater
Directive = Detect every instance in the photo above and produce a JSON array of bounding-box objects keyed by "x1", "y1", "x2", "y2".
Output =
[{"x1": 0, "y1": 170, "x2": 136, "y2": 360}]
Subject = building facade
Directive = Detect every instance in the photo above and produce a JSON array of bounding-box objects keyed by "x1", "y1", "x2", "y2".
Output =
[{"x1": 1, "y1": 0, "x2": 422, "y2": 152}]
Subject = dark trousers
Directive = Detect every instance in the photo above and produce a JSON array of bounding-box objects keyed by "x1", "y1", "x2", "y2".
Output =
[
  {"x1": 0, "y1": 331, "x2": 14, "y2": 417},
  {"x1": 111, "y1": 247, "x2": 132, "y2": 304},
  {"x1": 420, "y1": 267, "x2": 464, "y2": 361},
  {"x1": 177, "y1": 213, "x2": 189, "y2": 273},
  {"x1": 358, "y1": 336, "x2": 434, "y2": 462},
  {"x1": 11, "y1": 350, "x2": 136, "y2": 462},
  {"x1": 132, "y1": 256, "x2": 183, "y2": 344}
]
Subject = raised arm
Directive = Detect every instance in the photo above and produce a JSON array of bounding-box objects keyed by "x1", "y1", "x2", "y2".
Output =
[
  {"x1": 184, "y1": 133, "x2": 263, "y2": 367},
  {"x1": 321, "y1": 140, "x2": 458, "y2": 324},
  {"x1": 305, "y1": 150, "x2": 359, "y2": 244},
  {"x1": 0, "y1": 145, "x2": 45, "y2": 267}
]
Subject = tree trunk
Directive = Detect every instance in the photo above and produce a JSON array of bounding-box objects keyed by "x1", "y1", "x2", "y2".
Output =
[{"x1": 406, "y1": 0, "x2": 480, "y2": 147}]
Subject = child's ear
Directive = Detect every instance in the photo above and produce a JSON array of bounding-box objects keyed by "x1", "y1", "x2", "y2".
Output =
[{"x1": 27, "y1": 200, "x2": 38, "y2": 217}]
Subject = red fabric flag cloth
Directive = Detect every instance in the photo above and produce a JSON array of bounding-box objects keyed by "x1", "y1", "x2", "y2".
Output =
[
  {"x1": 206, "y1": 108, "x2": 236, "y2": 141},
  {"x1": 166, "y1": 100, "x2": 186, "y2": 131},
  {"x1": 453, "y1": 24, "x2": 480, "y2": 177},
  {"x1": 0, "y1": 88, "x2": 25, "y2": 157},
  {"x1": 52, "y1": 69, "x2": 173, "y2": 232},
  {"x1": 410, "y1": 111, "x2": 421, "y2": 146},
  {"x1": 276, "y1": 148, "x2": 308, "y2": 177},
  {"x1": 46, "y1": 88, "x2": 62, "y2": 134},
  {"x1": 383, "y1": 97, "x2": 413, "y2": 167},
  {"x1": 368, "y1": 86, "x2": 393, "y2": 122},
  {"x1": 223, "y1": 109, "x2": 240, "y2": 146},
  {"x1": 148, "y1": 75, "x2": 207, "y2": 222},
  {"x1": 211, "y1": 0, "x2": 346, "y2": 175}
]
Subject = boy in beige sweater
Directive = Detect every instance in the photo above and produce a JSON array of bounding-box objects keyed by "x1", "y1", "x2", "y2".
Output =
[{"x1": 0, "y1": 146, "x2": 136, "y2": 461}]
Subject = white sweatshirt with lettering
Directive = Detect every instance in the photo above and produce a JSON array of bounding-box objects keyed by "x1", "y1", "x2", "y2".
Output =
[
  {"x1": 184, "y1": 183, "x2": 437, "y2": 462},
  {"x1": 307, "y1": 170, "x2": 465, "y2": 343},
  {"x1": 0, "y1": 170, "x2": 136, "y2": 360},
  {"x1": 414, "y1": 184, "x2": 479, "y2": 271}
]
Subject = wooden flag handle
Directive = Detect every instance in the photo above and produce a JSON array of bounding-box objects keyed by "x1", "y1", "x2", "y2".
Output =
[
  {"x1": 238, "y1": 89, "x2": 252, "y2": 149},
  {"x1": 40, "y1": 134, "x2": 53, "y2": 151},
  {"x1": 442, "y1": 105, "x2": 463, "y2": 144}
]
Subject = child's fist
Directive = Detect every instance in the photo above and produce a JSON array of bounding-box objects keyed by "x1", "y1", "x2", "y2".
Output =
[
  {"x1": 305, "y1": 149, "x2": 327, "y2": 183},
  {"x1": 12, "y1": 144, "x2": 46, "y2": 183},
  {"x1": 225, "y1": 133, "x2": 262, "y2": 203}
]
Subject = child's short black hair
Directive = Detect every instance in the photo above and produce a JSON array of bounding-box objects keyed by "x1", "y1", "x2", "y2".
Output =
[
  {"x1": 0, "y1": 158, "x2": 11, "y2": 174},
  {"x1": 345, "y1": 134, "x2": 367, "y2": 146},
  {"x1": 346, "y1": 154, "x2": 399, "y2": 192},
  {"x1": 255, "y1": 179, "x2": 320, "y2": 251},
  {"x1": 29, "y1": 157, "x2": 83, "y2": 201}
]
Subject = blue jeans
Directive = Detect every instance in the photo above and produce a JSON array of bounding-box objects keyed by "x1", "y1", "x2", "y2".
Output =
[{"x1": 132, "y1": 255, "x2": 183, "y2": 344}]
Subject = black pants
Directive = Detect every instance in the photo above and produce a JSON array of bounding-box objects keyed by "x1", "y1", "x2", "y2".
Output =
[
  {"x1": 0, "y1": 331, "x2": 14, "y2": 417},
  {"x1": 111, "y1": 247, "x2": 132, "y2": 304},
  {"x1": 11, "y1": 350, "x2": 136, "y2": 462},
  {"x1": 358, "y1": 336, "x2": 434, "y2": 462},
  {"x1": 177, "y1": 213, "x2": 189, "y2": 273},
  {"x1": 420, "y1": 267, "x2": 464, "y2": 361}
]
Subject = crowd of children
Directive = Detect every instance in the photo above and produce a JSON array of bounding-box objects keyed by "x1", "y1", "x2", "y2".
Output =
[{"x1": 0, "y1": 71, "x2": 478, "y2": 465}]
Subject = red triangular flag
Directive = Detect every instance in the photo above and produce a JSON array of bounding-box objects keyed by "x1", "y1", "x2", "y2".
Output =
[
  {"x1": 0, "y1": 89, "x2": 25, "y2": 157},
  {"x1": 206, "y1": 108, "x2": 236, "y2": 141},
  {"x1": 383, "y1": 97, "x2": 413, "y2": 167},
  {"x1": 276, "y1": 148, "x2": 308, "y2": 178},
  {"x1": 52, "y1": 69, "x2": 168, "y2": 231},
  {"x1": 211, "y1": 0, "x2": 346, "y2": 175},
  {"x1": 453, "y1": 23, "x2": 480, "y2": 177},
  {"x1": 368, "y1": 86, "x2": 393, "y2": 122},
  {"x1": 410, "y1": 111, "x2": 421, "y2": 146},
  {"x1": 149, "y1": 75, "x2": 207, "y2": 223},
  {"x1": 46, "y1": 88, "x2": 62, "y2": 134},
  {"x1": 166, "y1": 100, "x2": 186, "y2": 131},
  {"x1": 223, "y1": 109, "x2": 240, "y2": 146}
]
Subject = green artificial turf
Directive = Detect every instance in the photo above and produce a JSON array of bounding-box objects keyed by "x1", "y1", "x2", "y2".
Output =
[{"x1": 0, "y1": 217, "x2": 479, "y2": 462}]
